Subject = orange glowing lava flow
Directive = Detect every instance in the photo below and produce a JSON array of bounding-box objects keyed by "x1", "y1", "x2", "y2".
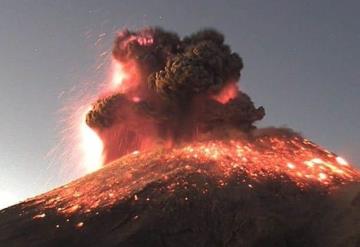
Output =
[
  {"x1": 31, "y1": 135, "x2": 360, "y2": 216},
  {"x1": 179, "y1": 138, "x2": 359, "y2": 187}
]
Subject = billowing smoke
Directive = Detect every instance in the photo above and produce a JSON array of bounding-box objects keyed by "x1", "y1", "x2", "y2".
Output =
[{"x1": 86, "y1": 27, "x2": 265, "y2": 164}]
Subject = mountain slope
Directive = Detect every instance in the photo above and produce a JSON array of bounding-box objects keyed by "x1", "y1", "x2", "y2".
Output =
[{"x1": 1, "y1": 136, "x2": 359, "y2": 247}]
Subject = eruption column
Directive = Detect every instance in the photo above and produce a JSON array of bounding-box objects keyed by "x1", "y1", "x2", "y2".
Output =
[{"x1": 85, "y1": 28, "x2": 266, "y2": 164}]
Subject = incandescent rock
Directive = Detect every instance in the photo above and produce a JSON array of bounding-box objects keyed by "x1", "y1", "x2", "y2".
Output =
[{"x1": 0, "y1": 135, "x2": 359, "y2": 247}]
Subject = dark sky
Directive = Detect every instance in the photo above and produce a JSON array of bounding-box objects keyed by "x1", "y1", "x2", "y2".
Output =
[{"x1": 0, "y1": 0, "x2": 359, "y2": 208}]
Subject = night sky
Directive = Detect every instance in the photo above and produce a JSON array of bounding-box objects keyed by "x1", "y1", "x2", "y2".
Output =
[{"x1": 0, "y1": 0, "x2": 359, "y2": 209}]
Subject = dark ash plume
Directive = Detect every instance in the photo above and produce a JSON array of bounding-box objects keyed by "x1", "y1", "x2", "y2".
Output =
[
  {"x1": 87, "y1": 27, "x2": 265, "y2": 164},
  {"x1": 148, "y1": 30, "x2": 243, "y2": 100}
]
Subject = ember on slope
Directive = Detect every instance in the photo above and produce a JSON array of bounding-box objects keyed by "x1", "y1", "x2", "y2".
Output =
[{"x1": 27, "y1": 133, "x2": 359, "y2": 219}]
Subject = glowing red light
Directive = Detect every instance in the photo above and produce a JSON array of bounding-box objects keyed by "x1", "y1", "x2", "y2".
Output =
[
  {"x1": 80, "y1": 109, "x2": 103, "y2": 172},
  {"x1": 212, "y1": 82, "x2": 238, "y2": 104},
  {"x1": 111, "y1": 60, "x2": 128, "y2": 88}
]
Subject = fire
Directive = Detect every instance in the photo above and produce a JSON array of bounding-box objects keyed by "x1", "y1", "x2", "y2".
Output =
[{"x1": 80, "y1": 109, "x2": 103, "y2": 172}]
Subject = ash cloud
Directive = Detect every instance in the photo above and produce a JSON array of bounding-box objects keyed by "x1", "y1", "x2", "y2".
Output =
[{"x1": 86, "y1": 27, "x2": 265, "y2": 164}]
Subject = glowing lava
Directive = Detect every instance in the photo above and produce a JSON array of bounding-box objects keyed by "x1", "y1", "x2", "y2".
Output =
[{"x1": 32, "y1": 134, "x2": 360, "y2": 216}]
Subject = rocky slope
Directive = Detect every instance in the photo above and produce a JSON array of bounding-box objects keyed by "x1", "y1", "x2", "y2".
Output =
[{"x1": 1, "y1": 136, "x2": 359, "y2": 247}]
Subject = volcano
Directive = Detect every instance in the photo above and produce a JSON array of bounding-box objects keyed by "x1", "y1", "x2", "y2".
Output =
[
  {"x1": 1, "y1": 132, "x2": 359, "y2": 247},
  {"x1": 1, "y1": 27, "x2": 359, "y2": 246}
]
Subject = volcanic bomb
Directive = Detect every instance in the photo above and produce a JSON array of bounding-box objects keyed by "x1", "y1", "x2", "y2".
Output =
[{"x1": 0, "y1": 27, "x2": 359, "y2": 247}]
